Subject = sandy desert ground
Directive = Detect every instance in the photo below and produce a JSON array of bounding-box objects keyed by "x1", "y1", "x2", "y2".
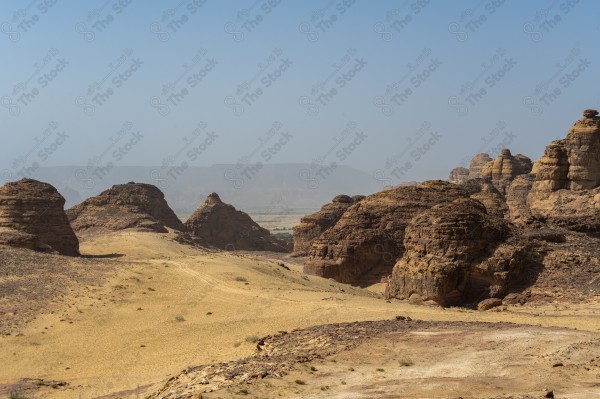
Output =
[{"x1": 1, "y1": 231, "x2": 599, "y2": 399}]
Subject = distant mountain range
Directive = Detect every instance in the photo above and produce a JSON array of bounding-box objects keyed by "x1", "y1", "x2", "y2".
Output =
[{"x1": 24, "y1": 164, "x2": 384, "y2": 215}]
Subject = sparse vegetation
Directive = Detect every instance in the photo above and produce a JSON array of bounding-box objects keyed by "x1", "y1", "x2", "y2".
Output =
[
  {"x1": 238, "y1": 388, "x2": 250, "y2": 395},
  {"x1": 175, "y1": 315, "x2": 185, "y2": 322},
  {"x1": 245, "y1": 335, "x2": 260, "y2": 343},
  {"x1": 10, "y1": 393, "x2": 33, "y2": 399},
  {"x1": 399, "y1": 358, "x2": 414, "y2": 367},
  {"x1": 295, "y1": 379, "x2": 306, "y2": 385},
  {"x1": 310, "y1": 366, "x2": 318, "y2": 371},
  {"x1": 234, "y1": 276, "x2": 248, "y2": 282},
  {"x1": 376, "y1": 368, "x2": 385, "y2": 372}
]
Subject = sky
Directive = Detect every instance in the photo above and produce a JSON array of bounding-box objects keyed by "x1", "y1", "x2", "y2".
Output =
[{"x1": 1, "y1": 0, "x2": 599, "y2": 187}]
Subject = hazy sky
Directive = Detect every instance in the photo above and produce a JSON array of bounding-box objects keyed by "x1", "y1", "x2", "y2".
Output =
[{"x1": 1, "y1": 0, "x2": 599, "y2": 186}]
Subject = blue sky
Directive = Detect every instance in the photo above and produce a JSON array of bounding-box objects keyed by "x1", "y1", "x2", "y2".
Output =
[{"x1": 1, "y1": 0, "x2": 599, "y2": 185}]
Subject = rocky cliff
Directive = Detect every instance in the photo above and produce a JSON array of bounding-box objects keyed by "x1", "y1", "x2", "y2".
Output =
[
  {"x1": 0, "y1": 179, "x2": 79, "y2": 256},
  {"x1": 185, "y1": 193, "x2": 291, "y2": 252},
  {"x1": 67, "y1": 182, "x2": 185, "y2": 234}
]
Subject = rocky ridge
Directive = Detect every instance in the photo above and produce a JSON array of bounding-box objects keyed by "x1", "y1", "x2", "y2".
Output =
[
  {"x1": 185, "y1": 193, "x2": 291, "y2": 252},
  {"x1": 67, "y1": 182, "x2": 186, "y2": 234},
  {"x1": 291, "y1": 194, "x2": 362, "y2": 257},
  {"x1": 0, "y1": 179, "x2": 79, "y2": 256}
]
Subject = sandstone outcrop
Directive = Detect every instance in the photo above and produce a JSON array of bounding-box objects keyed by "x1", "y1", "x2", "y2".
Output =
[
  {"x1": 505, "y1": 174, "x2": 536, "y2": 224},
  {"x1": 303, "y1": 181, "x2": 469, "y2": 285},
  {"x1": 292, "y1": 194, "x2": 361, "y2": 257},
  {"x1": 385, "y1": 198, "x2": 534, "y2": 306},
  {"x1": 0, "y1": 179, "x2": 79, "y2": 256},
  {"x1": 460, "y1": 178, "x2": 508, "y2": 218},
  {"x1": 448, "y1": 167, "x2": 470, "y2": 184},
  {"x1": 469, "y1": 153, "x2": 493, "y2": 178},
  {"x1": 527, "y1": 109, "x2": 600, "y2": 235},
  {"x1": 67, "y1": 182, "x2": 185, "y2": 234},
  {"x1": 480, "y1": 149, "x2": 532, "y2": 194},
  {"x1": 185, "y1": 193, "x2": 291, "y2": 252}
]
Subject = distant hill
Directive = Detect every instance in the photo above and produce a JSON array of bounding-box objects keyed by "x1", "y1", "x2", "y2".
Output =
[{"x1": 25, "y1": 164, "x2": 383, "y2": 215}]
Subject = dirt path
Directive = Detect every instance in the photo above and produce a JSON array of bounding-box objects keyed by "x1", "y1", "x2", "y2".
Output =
[{"x1": 1, "y1": 232, "x2": 599, "y2": 399}]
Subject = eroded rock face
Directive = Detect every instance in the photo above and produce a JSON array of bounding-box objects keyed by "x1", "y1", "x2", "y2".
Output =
[
  {"x1": 385, "y1": 198, "x2": 533, "y2": 306},
  {"x1": 292, "y1": 194, "x2": 361, "y2": 257},
  {"x1": 67, "y1": 182, "x2": 185, "y2": 234},
  {"x1": 505, "y1": 174, "x2": 536, "y2": 225},
  {"x1": 459, "y1": 178, "x2": 508, "y2": 219},
  {"x1": 0, "y1": 179, "x2": 79, "y2": 256},
  {"x1": 448, "y1": 167, "x2": 470, "y2": 184},
  {"x1": 528, "y1": 109, "x2": 600, "y2": 234},
  {"x1": 185, "y1": 193, "x2": 291, "y2": 252},
  {"x1": 469, "y1": 154, "x2": 493, "y2": 179},
  {"x1": 303, "y1": 181, "x2": 469, "y2": 285},
  {"x1": 480, "y1": 149, "x2": 533, "y2": 194}
]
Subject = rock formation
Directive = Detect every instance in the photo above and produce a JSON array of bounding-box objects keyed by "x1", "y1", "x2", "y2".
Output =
[
  {"x1": 0, "y1": 179, "x2": 79, "y2": 256},
  {"x1": 303, "y1": 181, "x2": 469, "y2": 285},
  {"x1": 480, "y1": 149, "x2": 532, "y2": 194},
  {"x1": 448, "y1": 167, "x2": 470, "y2": 184},
  {"x1": 459, "y1": 178, "x2": 508, "y2": 219},
  {"x1": 505, "y1": 174, "x2": 536, "y2": 224},
  {"x1": 469, "y1": 153, "x2": 493, "y2": 179},
  {"x1": 67, "y1": 182, "x2": 185, "y2": 234},
  {"x1": 385, "y1": 198, "x2": 534, "y2": 306},
  {"x1": 292, "y1": 194, "x2": 361, "y2": 257},
  {"x1": 525, "y1": 109, "x2": 600, "y2": 235},
  {"x1": 185, "y1": 193, "x2": 291, "y2": 252}
]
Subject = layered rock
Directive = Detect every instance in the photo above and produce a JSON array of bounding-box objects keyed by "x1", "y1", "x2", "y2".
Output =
[
  {"x1": 185, "y1": 193, "x2": 291, "y2": 252},
  {"x1": 505, "y1": 174, "x2": 536, "y2": 224},
  {"x1": 0, "y1": 179, "x2": 79, "y2": 256},
  {"x1": 480, "y1": 149, "x2": 532, "y2": 194},
  {"x1": 469, "y1": 153, "x2": 493, "y2": 178},
  {"x1": 67, "y1": 182, "x2": 185, "y2": 234},
  {"x1": 459, "y1": 178, "x2": 508, "y2": 219},
  {"x1": 527, "y1": 109, "x2": 600, "y2": 235},
  {"x1": 303, "y1": 181, "x2": 469, "y2": 285},
  {"x1": 292, "y1": 194, "x2": 361, "y2": 257},
  {"x1": 448, "y1": 167, "x2": 470, "y2": 184},
  {"x1": 385, "y1": 198, "x2": 533, "y2": 306}
]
